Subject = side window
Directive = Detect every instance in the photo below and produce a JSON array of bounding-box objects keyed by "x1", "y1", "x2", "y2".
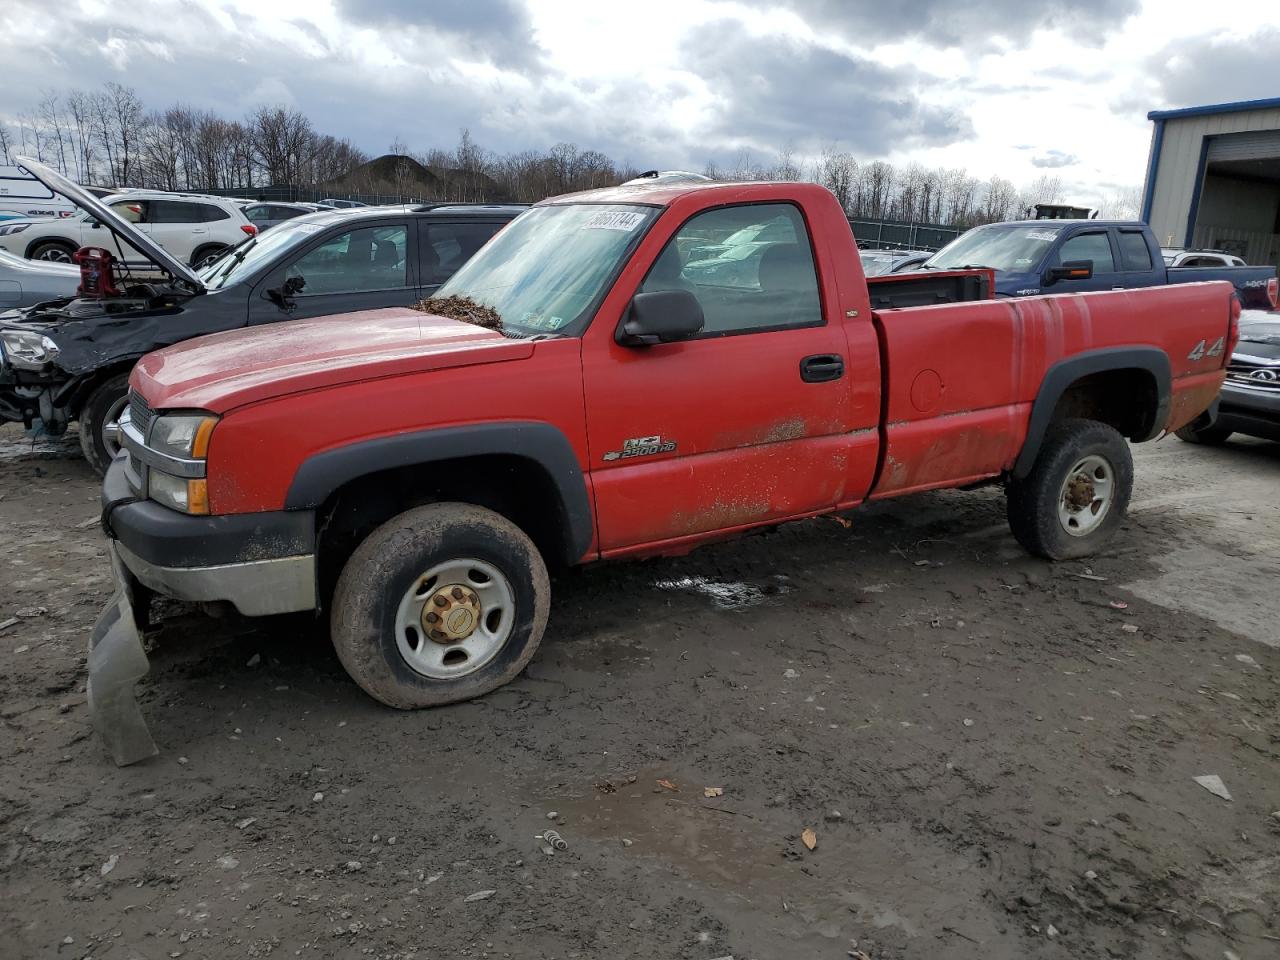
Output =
[
  {"x1": 200, "y1": 204, "x2": 230, "y2": 222},
  {"x1": 272, "y1": 205, "x2": 304, "y2": 221},
  {"x1": 1056, "y1": 232, "x2": 1115, "y2": 272},
  {"x1": 245, "y1": 205, "x2": 272, "y2": 224},
  {"x1": 285, "y1": 224, "x2": 409, "y2": 295},
  {"x1": 149, "y1": 200, "x2": 219, "y2": 224},
  {"x1": 423, "y1": 221, "x2": 504, "y2": 284},
  {"x1": 109, "y1": 199, "x2": 148, "y2": 223},
  {"x1": 641, "y1": 203, "x2": 822, "y2": 335},
  {"x1": 1117, "y1": 231, "x2": 1152, "y2": 271}
]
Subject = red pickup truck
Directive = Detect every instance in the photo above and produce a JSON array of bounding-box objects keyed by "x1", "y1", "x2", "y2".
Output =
[{"x1": 91, "y1": 180, "x2": 1236, "y2": 764}]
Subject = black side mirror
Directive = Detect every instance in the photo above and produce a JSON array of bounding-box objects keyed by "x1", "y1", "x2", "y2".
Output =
[
  {"x1": 1043, "y1": 260, "x2": 1094, "y2": 285},
  {"x1": 617, "y1": 290, "x2": 704, "y2": 347},
  {"x1": 266, "y1": 275, "x2": 306, "y2": 310}
]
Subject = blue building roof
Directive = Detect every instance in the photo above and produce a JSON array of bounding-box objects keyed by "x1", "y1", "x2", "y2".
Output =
[{"x1": 1148, "y1": 97, "x2": 1280, "y2": 121}]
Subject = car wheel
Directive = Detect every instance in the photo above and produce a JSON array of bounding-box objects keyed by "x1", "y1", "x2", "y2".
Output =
[
  {"x1": 78, "y1": 372, "x2": 132, "y2": 477},
  {"x1": 30, "y1": 240, "x2": 77, "y2": 263},
  {"x1": 1174, "y1": 421, "x2": 1233, "y2": 445},
  {"x1": 1006, "y1": 418, "x2": 1134, "y2": 560},
  {"x1": 190, "y1": 245, "x2": 228, "y2": 270},
  {"x1": 330, "y1": 503, "x2": 550, "y2": 709}
]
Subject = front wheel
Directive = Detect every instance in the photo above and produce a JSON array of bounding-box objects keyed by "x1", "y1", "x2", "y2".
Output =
[
  {"x1": 78, "y1": 373, "x2": 131, "y2": 477},
  {"x1": 1006, "y1": 419, "x2": 1134, "y2": 560},
  {"x1": 29, "y1": 240, "x2": 77, "y2": 263},
  {"x1": 330, "y1": 503, "x2": 550, "y2": 709}
]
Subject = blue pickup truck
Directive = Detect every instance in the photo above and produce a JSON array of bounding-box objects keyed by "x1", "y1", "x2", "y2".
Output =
[{"x1": 920, "y1": 219, "x2": 1278, "y2": 310}]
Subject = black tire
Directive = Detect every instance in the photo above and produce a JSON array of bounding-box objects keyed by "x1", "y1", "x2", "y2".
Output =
[
  {"x1": 78, "y1": 373, "x2": 131, "y2": 477},
  {"x1": 1006, "y1": 418, "x2": 1134, "y2": 560},
  {"x1": 190, "y1": 244, "x2": 228, "y2": 269},
  {"x1": 28, "y1": 239, "x2": 77, "y2": 263},
  {"x1": 330, "y1": 503, "x2": 550, "y2": 709},
  {"x1": 1175, "y1": 421, "x2": 1232, "y2": 445}
]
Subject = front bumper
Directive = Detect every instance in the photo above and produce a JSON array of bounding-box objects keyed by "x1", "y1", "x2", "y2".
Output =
[
  {"x1": 1217, "y1": 380, "x2": 1280, "y2": 441},
  {"x1": 89, "y1": 458, "x2": 318, "y2": 765}
]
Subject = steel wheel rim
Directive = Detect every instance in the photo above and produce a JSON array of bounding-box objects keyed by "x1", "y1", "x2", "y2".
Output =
[
  {"x1": 37, "y1": 247, "x2": 73, "y2": 263},
  {"x1": 1057, "y1": 454, "x2": 1114, "y2": 537},
  {"x1": 393, "y1": 558, "x2": 514, "y2": 679},
  {"x1": 100, "y1": 394, "x2": 129, "y2": 459}
]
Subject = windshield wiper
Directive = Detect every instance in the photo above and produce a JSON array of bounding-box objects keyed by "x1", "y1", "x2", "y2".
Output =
[{"x1": 209, "y1": 238, "x2": 258, "y2": 289}]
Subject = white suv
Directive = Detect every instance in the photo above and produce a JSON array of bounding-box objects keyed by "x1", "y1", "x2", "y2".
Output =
[{"x1": 0, "y1": 192, "x2": 256, "y2": 269}]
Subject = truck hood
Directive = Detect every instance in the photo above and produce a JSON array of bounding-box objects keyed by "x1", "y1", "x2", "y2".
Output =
[
  {"x1": 1237, "y1": 312, "x2": 1280, "y2": 360},
  {"x1": 14, "y1": 155, "x2": 206, "y2": 293},
  {"x1": 132, "y1": 307, "x2": 534, "y2": 412}
]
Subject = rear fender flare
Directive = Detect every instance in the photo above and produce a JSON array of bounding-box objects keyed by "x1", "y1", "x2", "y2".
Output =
[
  {"x1": 1013, "y1": 347, "x2": 1171, "y2": 479},
  {"x1": 284, "y1": 422, "x2": 593, "y2": 564}
]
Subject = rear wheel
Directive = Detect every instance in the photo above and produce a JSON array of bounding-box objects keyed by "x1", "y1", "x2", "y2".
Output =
[
  {"x1": 1007, "y1": 418, "x2": 1133, "y2": 560},
  {"x1": 29, "y1": 240, "x2": 77, "y2": 263},
  {"x1": 78, "y1": 373, "x2": 131, "y2": 477},
  {"x1": 330, "y1": 503, "x2": 550, "y2": 709},
  {"x1": 190, "y1": 244, "x2": 228, "y2": 270}
]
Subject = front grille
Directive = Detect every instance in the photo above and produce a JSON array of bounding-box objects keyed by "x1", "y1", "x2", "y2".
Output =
[
  {"x1": 129, "y1": 390, "x2": 157, "y2": 435},
  {"x1": 1227, "y1": 357, "x2": 1280, "y2": 391}
]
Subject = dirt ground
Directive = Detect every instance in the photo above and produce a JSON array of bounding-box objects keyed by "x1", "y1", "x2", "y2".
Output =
[{"x1": 1, "y1": 423, "x2": 1278, "y2": 960}]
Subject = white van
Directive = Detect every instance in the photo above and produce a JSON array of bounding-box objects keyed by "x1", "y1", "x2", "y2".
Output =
[{"x1": 0, "y1": 165, "x2": 77, "y2": 219}]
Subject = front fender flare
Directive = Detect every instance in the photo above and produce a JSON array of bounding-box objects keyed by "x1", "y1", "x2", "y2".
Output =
[{"x1": 284, "y1": 422, "x2": 593, "y2": 564}]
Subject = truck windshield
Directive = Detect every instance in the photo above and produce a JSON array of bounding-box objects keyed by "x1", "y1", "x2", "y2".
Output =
[
  {"x1": 433, "y1": 203, "x2": 658, "y2": 335},
  {"x1": 925, "y1": 224, "x2": 1061, "y2": 273}
]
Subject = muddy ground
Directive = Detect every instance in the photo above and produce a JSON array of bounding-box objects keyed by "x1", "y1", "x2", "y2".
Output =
[{"x1": 1, "y1": 423, "x2": 1278, "y2": 960}]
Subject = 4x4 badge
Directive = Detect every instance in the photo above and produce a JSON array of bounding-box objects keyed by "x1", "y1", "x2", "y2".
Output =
[{"x1": 602, "y1": 435, "x2": 677, "y2": 461}]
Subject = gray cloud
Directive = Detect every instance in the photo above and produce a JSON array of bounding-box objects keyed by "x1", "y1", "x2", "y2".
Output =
[
  {"x1": 774, "y1": 0, "x2": 1141, "y2": 49},
  {"x1": 1032, "y1": 150, "x2": 1079, "y2": 168},
  {"x1": 1146, "y1": 28, "x2": 1280, "y2": 109},
  {"x1": 333, "y1": 0, "x2": 540, "y2": 66},
  {"x1": 682, "y1": 21, "x2": 972, "y2": 158}
]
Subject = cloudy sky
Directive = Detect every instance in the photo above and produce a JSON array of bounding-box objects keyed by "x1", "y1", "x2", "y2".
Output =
[{"x1": 3, "y1": 0, "x2": 1279, "y2": 204}]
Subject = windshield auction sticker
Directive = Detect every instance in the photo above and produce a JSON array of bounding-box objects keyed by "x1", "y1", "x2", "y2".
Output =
[
  {"x1": 1024, "y1": 230, "x2": 1060, "y2": 242},
  {"x1": 584, "y1": 211, "x2": 646, "y2": 232}
]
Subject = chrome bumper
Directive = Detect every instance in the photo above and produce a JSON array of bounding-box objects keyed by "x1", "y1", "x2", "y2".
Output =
[{"x1": 116, "y1": 542, "x2": 316, "y2": 616}]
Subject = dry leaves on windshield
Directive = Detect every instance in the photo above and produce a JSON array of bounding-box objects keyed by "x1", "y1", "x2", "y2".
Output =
[{"x1": 416, "y1": 294, "x2": 503, "y2": 331}]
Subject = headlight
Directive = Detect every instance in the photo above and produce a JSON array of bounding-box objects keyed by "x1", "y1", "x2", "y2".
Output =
[
  {"x1": 149, "y1": 413, "x2": 218, "y2": 459},
  {"x1": 148, "y1": 470, "x2": 209, "y2": 515},
  {"x1": 0, "y1": 223, "x2": 30, "y2": 236},
  {"x1": 0, "y1": 329, "x2": 60, "y2": 369},
  {"x1": 142, "y1": 412, "x2": 217, "y2": 515}
]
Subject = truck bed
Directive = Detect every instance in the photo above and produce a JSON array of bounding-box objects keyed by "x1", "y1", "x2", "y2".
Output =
[{"x1": 1166, "y1": 264, "x2": 1277, "y2": 311}]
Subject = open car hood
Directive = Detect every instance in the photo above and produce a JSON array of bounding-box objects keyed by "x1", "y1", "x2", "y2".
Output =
[{"x1": 14, "y1": 155, "x2": 205, "y2": 293}]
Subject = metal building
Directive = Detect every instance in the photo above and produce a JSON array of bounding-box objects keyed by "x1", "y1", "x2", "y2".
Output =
[{"x1": 1141, "y1": 97, "x2": 1280, "y2": 270}]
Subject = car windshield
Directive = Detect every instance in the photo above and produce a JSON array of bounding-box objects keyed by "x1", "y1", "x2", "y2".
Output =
[
  {"x1": 432, "y1": 203, "x2": 658, "y2": 335},
  {"x1": 199, "y1": 219, "x2": 326, "y2": 289},
  {"x1": 859, "y1": 254, "x2": 897, "y2": 276},
  {"x1": 925, "y1": 224, "x2": 1061, "y2": 273}
]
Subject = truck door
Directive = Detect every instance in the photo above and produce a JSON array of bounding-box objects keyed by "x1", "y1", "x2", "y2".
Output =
[
  {"x1": 1051, "y1": 228, "x2": 1120, "y2": 292},
  {"x1": 581, "y1": 200, "x2": 866, "y2": 554}
]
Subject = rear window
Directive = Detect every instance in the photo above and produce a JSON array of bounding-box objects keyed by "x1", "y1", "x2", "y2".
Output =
[{"x1": 1117, "y1": 231, "x2": 1152, "y2": 271}]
